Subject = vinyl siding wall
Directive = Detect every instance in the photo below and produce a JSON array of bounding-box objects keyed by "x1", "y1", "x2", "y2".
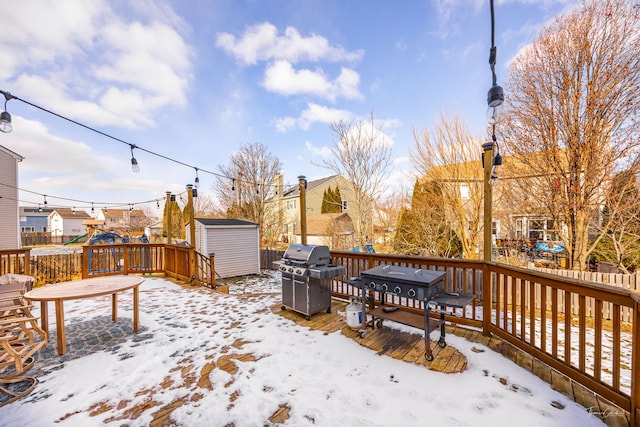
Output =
[
  {"x1": 202, "y1": 226, "x2": 260, "y2": 278},
  {"x1": 0, "y1": 150, "x2": 20, "y2": 249}
]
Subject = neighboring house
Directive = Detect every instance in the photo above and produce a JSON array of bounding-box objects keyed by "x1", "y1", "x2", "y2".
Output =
[
  {"x1": 0, "y1": 145, "x2": 24, "y2": 250},
  {"x1": 189, "y1": 218, "x2": 260, "y2": 279},
  {"x1": 48, "y1": 209, "x2": 91, "y2": 241},
  {"x1": 19, "y1": 206, "x2": 54, "y2": 232},
  {"x1": 144, "y1": 220, "x2": 164, "y2": 242},
  {"x1": 98, "y1": 209, "x2": 148, "y2": 233},
  {"x1": 422, "y1": 152, "x2": 581, "y2": 253},
  {"x1": 266, "y1": 174, "x2": 372, "y2": 248},
  {"x1": 296, "y1": 213, "x2": 355, "y2": 249}
]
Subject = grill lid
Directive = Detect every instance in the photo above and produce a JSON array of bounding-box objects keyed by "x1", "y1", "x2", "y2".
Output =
[
  {"x1": 282, "y1": 244, "x2": 331, "y2": 267},
  {"x1": 361, "y1": 265, "x2": 445, "y2": 287}
]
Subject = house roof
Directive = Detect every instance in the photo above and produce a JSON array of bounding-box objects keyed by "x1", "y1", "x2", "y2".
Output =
[
  {"x1": 103, "y1": 209, "x2": 147, "y2": 218},
  {"x1": 20, "y1": 207, "x2": 54, "y2": 216},
  {"x1": 295, "y1": 213, "x2": 354, "y2": 236},
  {"x1": 281, "y1": 175, "x2": 341, "y2": 198},
  {"x1": 0, "y1": 144, "x2": 24, "y2": 161},
  {"x1": 50, "y1": 208, "x2": 92, "y2": 219},
  {"x1": 195, "y1": 218, "x2": 258, "y2": 227}
]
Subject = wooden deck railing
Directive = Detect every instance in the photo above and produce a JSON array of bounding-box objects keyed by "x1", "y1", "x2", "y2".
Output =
[
  {"x1": 2, "y1": 246, "x2": 638, "y2": 425},
  {"x1": 328, "y1": 250, "x2": 639, "y2": 427},
  {"x1": 0, "y1": 249, "x2": 30, "y2": 276}
]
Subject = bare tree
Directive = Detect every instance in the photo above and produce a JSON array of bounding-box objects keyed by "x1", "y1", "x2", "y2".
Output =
[
  {"x1": 192, "y1": 191, "x2": 225, "y2": 217},
  {"x1": 214, "y1": 142, "x2": 283, "y2": 246},
  {"x1": 593, "y1": 166, "x2": 640, "y2": 272},
  {"x1": 411, "y1": 113, "x2": 485, "y2": 259},
  {"x1": 318, "y1": 112, "x2": 393, "y2": 246},
  {"x1": 502, "y1": 0, "x2": 640, "y2": 269}
]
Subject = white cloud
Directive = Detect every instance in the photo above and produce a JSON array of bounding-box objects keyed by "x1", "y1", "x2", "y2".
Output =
[
  {"x1": 305, "y1": 141, "x2": 333, "y2": 159},
  {"x1": 0, "y1": 1, "x2": 193, "y2": 130},
  {"x1": 273, "y1": 103, "x2": 354, "y2": 132},
  {"x1": 262, "y1": 61, "x2": 362, "y2": 101},
  {"x1": 216, "y1": 22, "x2": 364, "y2": 65}
]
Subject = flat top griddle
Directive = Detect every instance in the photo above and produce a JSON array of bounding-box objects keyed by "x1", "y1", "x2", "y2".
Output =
[{"x1": 361, "y1": 265, "x2": 445, "y2": 287}]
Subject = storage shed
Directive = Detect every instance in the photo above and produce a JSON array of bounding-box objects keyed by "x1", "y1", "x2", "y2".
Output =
[{"x1": 191, "y1": 218, "x2": 260, "y2": 279}]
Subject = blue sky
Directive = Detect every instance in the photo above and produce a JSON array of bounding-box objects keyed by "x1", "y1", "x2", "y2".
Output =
[{"x1": 0, "y1": 0, "x2": 579, "y2": 216}]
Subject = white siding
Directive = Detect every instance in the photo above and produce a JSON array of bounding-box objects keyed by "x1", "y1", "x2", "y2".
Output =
[
  {"x1": 205, "y1": 226, "x2": 260, "y2": 278},
  {"x1": 0, "y1": 148, "x2": 21, "y2": 249}
]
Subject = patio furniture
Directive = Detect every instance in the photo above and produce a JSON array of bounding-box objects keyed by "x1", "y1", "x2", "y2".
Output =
[
  {"x1": 24, "y1": 275, "x2": 144, "y2": 355},
  {"x1": 1, "y1": 277, "x2": 48, "y2": 406}
]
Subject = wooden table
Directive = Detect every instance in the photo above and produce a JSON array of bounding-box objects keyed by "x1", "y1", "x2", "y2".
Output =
[{"x1": 24, "y1": 276, "x2": 144, "y2": 355}]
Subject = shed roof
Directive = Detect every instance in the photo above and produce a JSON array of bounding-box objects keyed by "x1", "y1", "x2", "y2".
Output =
[{"x1": 195, "y1": 218, "x2": 258, "y2": 227}]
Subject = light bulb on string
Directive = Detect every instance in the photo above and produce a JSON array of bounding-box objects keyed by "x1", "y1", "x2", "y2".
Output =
[
  {"x1": 130, "y1": 145, "x2": 140, "y2": 173},
  {"x1": 194, "y1": 168, "x2": 200, "y2": 188}
]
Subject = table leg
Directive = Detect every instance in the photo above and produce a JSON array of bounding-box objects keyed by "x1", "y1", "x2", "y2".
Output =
[
  {"x1": 133, "y1": 286, "x2": 139, "y2": 332},
  {"x1": 55, "y1": 300, "x2": 66, "y2": 355},
  {"x1": 40, "y1": 301, "x2": 49, "y2": 334},
  {"x1": 112, "y1": 293, "x2": 117, "y2": 322}
]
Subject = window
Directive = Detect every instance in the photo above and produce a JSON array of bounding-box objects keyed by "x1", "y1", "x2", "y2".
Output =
[
  {"x1": 529, "y1": 218, "x2": 545, "y2": 240},
  {"x1": 21, "y1": 226, "x2": 35, "y2": 232},
  {"x1": 341, "y1": 200, "x2": 348, "y2": 211},
  {"x1": 460, "y1": 184, "x2": 471, "y2": 200},
  {"x1": 286, "y1": 200, "x2": 296, "y2": 210},
  {"x1": 515, "y1": 219, "x2": 524, "y2": 239}
]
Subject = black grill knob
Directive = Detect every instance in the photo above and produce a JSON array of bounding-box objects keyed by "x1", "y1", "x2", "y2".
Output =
[
  {"x1": 408, "y1": 288, "x2": 416, "y2": 297},
  {"x1": 369, "y1": 281, "x2": 377, "y2": 289},
  {"x1": 394, "y1": 286, "x2": 402, "y2": 295},
  {"x1": 288, "y1": 268, "x2": 293, "y2": 273},
  {"x1": 381, "y1": 283, "x2": 388, "y2": 292},
  {"x1": 296, "y1": 269, "x2": 302, "y2": 275}
]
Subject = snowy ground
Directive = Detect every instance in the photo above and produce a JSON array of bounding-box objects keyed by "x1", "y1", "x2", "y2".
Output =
[{"x1": 0, "y1": 272, "x2": 609, "y2": 427}]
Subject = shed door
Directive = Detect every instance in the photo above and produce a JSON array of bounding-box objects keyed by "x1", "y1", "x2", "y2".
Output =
[{"x1": 207, "y1": 227, "x2": 260, "y2": 278}]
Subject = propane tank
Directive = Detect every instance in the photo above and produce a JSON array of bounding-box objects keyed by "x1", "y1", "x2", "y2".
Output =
[{"x1": 345, "y1": 296, "x2": 363, "y2": 330}]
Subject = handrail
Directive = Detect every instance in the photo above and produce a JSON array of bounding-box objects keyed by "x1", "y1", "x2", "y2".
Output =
[
  {"x1": 8, "y1": 245, "x2": 639, "y2": 426},
  {"x1": 329, "y1": 250, "x2": 639, "y2": 427},
  {"x1": 0, "y1": 249, "x2": 31, "y2": 276}
]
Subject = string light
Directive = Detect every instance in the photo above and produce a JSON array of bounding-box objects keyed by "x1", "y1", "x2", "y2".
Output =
[
  {"x1": 0, "y1": 89, "x2": 290, "y2": 194},
  {"x1": 232, "y1": 179, "x2": 235, "y2": 191},
  {"x1": 194, "y1": 168, "x2": 200, "y2": 188},
  {"x1": 130, "y1": 145, "x2": 140, "y2": 173},
  {"x1": 0, "y1": 90, "x2": 14, "y2": 133}
]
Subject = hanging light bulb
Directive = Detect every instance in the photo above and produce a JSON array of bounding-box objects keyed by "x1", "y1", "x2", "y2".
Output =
[
  {"x1": 38, "y1": 204, "x2": 42, "y2": 212},
  {"x1": 256, "y1": 184, "x2": 260, "y2": 195},
  {"x1": 489, "y1": 152, "x2": 503, "y2": 185},
  {"x1": 194, "y1": 168, "x2": 200, "y2": 188},
  {"x1": 231, "y1": 179, "x2": 236, "y2": 191},
  {"x1": 91, "y1": 203, "x2": 95, "y2": 214},
  {"x1": 486, "y1": 84, "x2": 504, "y2": 124},
  {"x1": 43, "y1": 195, "x2": 48, "y2": 206},
  {"x1": 0, "y1": 91, "x2": 14, "y2": 133},
  {"x1": 72, "y1": 206, "x2": 76, "y2": 214},
  {"x1": 156, "y1": 200, "x2": 160, "y2": 208},
  {"x1": 130, "y1": 145, "x2": 140, "y2": 173}
]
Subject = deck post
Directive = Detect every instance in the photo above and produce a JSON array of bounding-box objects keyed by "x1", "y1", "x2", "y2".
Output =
[{"x1": 631, "y1": 295, "x2": 640, "y2": 427}]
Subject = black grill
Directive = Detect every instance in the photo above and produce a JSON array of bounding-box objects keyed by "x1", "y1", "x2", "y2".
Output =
[
  {"x1": 273, "y1": 244, "x2": 345, "y2": 319},
  {"x1": 346, "y1": 265, "x2": 474, "y2": 361}
]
